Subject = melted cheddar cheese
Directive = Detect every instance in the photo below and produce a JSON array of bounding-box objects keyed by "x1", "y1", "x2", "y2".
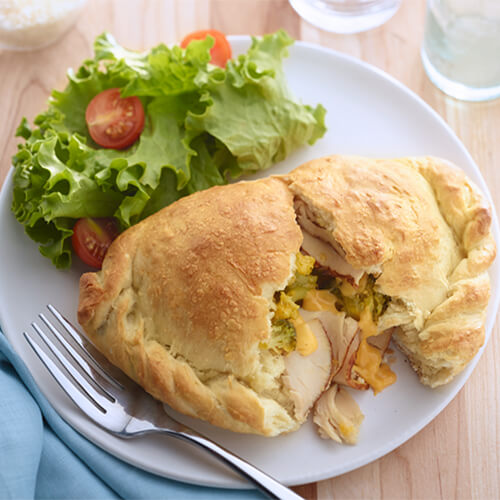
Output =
[
  {"x1": 303, "y1": 288, "x2": 396, "y2": 394},
  {"x1": 358, "y1": 307, "x2": 378, "y2": 339},
  {"x1": 302, "y1": 289, "x2": 341, "y2": 314},
  {"x1": 291, "y1": 313, "x2": 318, "y2": 356},
  {"x1": 354, "y1": 307, "x2": 396, "y2": 394}
]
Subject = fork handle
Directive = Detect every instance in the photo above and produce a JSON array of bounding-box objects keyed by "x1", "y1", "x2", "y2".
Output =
[
  {"x1": 172, "y1": 431, "x2": 303, "y2": 499},
  {"x1": 139, "y1": 425, "x2": 304, "y2": 499}
]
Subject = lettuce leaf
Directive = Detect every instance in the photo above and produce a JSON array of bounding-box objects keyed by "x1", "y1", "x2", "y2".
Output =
[{"x1": 12, "y1": 30, "x2": 326, "y2": 268}]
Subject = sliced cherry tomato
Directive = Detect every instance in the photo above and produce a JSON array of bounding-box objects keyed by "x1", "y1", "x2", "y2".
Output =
[
  {"x1": 180, "y1": 29, "x2": 232, "y2": 67},
  {"x1": 72, "y1": 217, "x2": 120, "y2": 269},
  {"x1": 85, "y1": 88, "x2": 145, "y2": 149}
]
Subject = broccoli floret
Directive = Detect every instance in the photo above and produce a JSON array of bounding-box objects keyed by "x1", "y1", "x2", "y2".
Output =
[
  {"x1": 286, "y1": 273, "x2": 318, "y2": 301},
  {"x1": 373, "y1": 289, "x2": 390, "y2": 319},
  {"x1": 284, "y1": 253, "x2": 318, "y2": 302},
  {"x1": 274, "y1": 292, "x2": 299, "y2": 320},
  {"x1": 329, "y1": 275, "x2": 390, "y2": 321},
  {"x1": 295, "y1": 252, "x2": 315, "y2": 275},
  {"x1": 260, "y1": 320, "x2": 297, "y2": 353}
]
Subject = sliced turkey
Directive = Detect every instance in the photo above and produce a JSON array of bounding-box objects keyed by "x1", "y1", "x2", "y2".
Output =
[
  {"x1": 299, "y1": 306, "x2": 368, "y2": 390},
  {"x1": 295, "y1": 201, "x2": 365, "y2": 285},
  {"x1": 332, "y1": 327, "x2": 368, "y2": 390},
  {"x1": 282, "y1": 318, "x2": 333, "y2": 421},
  {"x1": 301, "y1": 231, "x2": 365, "y2": 285},
  {"x1": 313, "y1": 384, "x2": 364, "y2": 444},
  {"x1": 295, "y1": 200, "x2": 343, "y2": 252}
]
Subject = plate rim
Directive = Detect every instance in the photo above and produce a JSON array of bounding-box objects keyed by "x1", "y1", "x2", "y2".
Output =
[{"x1": 0, "y1": 36, "x2": 499, "y2": 489}]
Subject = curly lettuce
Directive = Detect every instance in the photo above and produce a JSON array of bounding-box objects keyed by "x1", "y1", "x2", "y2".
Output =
[{"x1": 12, "y1": 30, "x2": 326, "y2": 268}]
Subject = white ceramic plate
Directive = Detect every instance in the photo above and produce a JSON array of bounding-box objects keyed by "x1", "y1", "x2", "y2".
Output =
[{"x1": 0, "y1": 37, "x2": 499, "y2": 489}]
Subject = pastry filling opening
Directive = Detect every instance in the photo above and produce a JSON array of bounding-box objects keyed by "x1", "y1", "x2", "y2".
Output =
[
  {"x1": 262, "y1": 251, "x2": 395, "y2": 391},
  {"x1": 258, "y1": 198, "x2": 398, "y2": 439}
]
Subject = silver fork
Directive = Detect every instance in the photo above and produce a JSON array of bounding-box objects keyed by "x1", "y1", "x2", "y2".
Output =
[{"x1": 24, "y1": 305, "x2": 303, "y2": 500}]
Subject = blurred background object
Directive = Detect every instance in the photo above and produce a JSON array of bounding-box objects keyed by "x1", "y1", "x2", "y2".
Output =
[
  {"x1": 0, "y1": 0, "x2": 87, "y2": 51},
  {"x1": 288, "y1": 0, "x2": 402, "y2": 33},
  {"x1": 421, "y1": 0, "x2": 500, "y2": 101}
]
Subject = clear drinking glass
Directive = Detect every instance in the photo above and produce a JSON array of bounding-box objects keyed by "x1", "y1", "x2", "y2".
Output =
[
  {"x1": 421, "y1": 0, "x2": 500, "y2": 101},
  {"x1": 288, "y1": 0, "x2": 402, "y2": 34}
]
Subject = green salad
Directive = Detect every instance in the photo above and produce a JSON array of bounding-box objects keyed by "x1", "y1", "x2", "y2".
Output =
[{"x1": 12, "y1": 30, "x2": 326, "y2": 269}]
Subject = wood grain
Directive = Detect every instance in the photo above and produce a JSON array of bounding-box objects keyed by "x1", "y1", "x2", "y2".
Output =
[{"x1": 0, "y1": 1, "x2": 498, "y2": 499}]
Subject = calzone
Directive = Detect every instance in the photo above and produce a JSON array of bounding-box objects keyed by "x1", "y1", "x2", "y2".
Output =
[{"x1": 78, "y1": 155, "x2": 496, "y2": 442}]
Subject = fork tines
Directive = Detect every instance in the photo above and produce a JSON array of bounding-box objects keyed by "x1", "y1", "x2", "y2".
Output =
[
  {"x1": 23, "y1": 310, "x2": 305, "y2": 497},
  {"x1": 24, "y1": 305, "x2": 123, "y2": 417}
]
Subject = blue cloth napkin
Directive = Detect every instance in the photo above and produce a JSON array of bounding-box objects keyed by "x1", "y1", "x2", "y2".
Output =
[{"x1": 0, "y1": 332, "x2": 263, "y2": 500}]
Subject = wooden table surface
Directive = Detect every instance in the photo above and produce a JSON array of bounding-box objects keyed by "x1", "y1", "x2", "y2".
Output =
[{"x1": 0, "y1": 1, "x2": 498, "y2": 499}]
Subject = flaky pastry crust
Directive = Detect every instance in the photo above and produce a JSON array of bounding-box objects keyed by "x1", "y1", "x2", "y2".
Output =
[
  {"x1": 78, "y1": 155, "x2": 496, "y2": 438},
  {"x1": 79, "y1": 177, "x2": 303, "y2": 435},
  {"x1": 286, "y1": 155, "x2": 496, "y2": 386}
]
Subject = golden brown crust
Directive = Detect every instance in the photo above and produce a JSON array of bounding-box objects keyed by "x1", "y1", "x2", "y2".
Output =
[
  {"x1": 78, "y1": 177, "x2": 302, "y2": 436},
  {"x1": 285, "y1": 155, "x2": 495, "y2": 387},
  {"x1": 78, "y1": 154, "x2": 496, "y2": 437},
  {"x1": 399, "y1": 157, "x2": 495, "y2": 385}
]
